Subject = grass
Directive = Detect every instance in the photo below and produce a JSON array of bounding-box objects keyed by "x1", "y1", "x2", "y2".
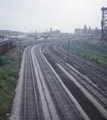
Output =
[
  {"x1": 64, "y1": 41, "x2": 107, "y2": 67},
  {"x1": 0, "y1": 38, "x2": 51, "y2": 120},
  {"x1": 84, "y1": 39, "x2": 107, "y2": 52},
  {"x1": 0, "y1": 68, "x2": 17, "y2": 115},
  {"x1": 0, "y1": 47, "x2": 20, "y2": 119},
  {"x1": 0, "y1": 39, "x2": 38, "y2": 120}
]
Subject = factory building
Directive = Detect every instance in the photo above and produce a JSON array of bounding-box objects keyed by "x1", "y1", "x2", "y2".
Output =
[{"x1": 74, "y1": 25, "x2": 101, "y2": 39}]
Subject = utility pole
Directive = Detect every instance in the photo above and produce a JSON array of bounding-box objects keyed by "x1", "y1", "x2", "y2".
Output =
[
  {"x1": 19, "y1": 38, "x2": 21, "y2": 64},
  {"x1": 67, "y1": 38, "x2": 70, "y2": 62}
]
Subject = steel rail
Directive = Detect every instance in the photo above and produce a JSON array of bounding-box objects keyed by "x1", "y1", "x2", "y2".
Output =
[
  {"x1": 30, "y1": 54, "x2": 40, "y2": 120},
  {"x1": 54, "y1": 41, "x2": 107, "y2": 71},
  {"x1": 24, "y1": 52, "x2": 27, "y2": 120},
  {"x1": 45, "y1": 44, "x2": 107, "y2": 109},
  {"x1": 56, "y1": 43, "x2": 107, "y2": 96},
  {"x1": 34, "y1": 46, "x2": 67, "y2": 120},
  {"x1": 52, "y1": 43, "x2": 107, "y2": 98},
  {"x1": 34, "y1": 45, "x2": 82, "y2": 120},
  {"x1": 50, "y1": 42, "x2": 107, "y2": 87},
  {"x1": 23, "y1": 46, "x2": 40, "y2": 120},
  {"x1": 59, "y1": 42, "x2": 107, "y2": 80}
]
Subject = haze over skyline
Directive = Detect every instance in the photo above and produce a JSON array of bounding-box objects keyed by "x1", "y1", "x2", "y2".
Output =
[{"x1": 0, "y1": 0, "x2": 106, "y2": 33}]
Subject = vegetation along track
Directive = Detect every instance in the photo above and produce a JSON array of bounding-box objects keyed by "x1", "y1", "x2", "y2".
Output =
[
  {"x1": 61, "y1": 42, "x2": 107, "y2": 75},
  {"x1": 79, "y1": 40, "x2": 107, "y2": 54},
  {"x1": 70, "y1": 41, "x2": 107, "y2": 67},
  {"x1": 41, "y1": 42, "x2": 107, "y2": 120}
]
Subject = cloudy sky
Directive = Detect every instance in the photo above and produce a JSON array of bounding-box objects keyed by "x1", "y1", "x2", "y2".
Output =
[{"x1": 0, "y1": 0, "x2": 106, "y2": 33}]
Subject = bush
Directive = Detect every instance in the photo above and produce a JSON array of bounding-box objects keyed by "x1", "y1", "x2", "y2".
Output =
[
  {"x1": 0, "y1": 56, "x2": 15, "y2": 66},
  {"x1": 0, "y1": 68, "x2": 16, "y2": 117},
  {"x1": 0, "y1": 56, "x2": 6, "y2": 65}
]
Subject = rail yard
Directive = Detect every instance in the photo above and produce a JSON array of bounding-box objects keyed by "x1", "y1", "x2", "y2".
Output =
[
  {"x1": 0, "y1": 1, "x2": 107, "y2": 120},
  {"x1": 8, "y1": 38, "x2": 107, "y2": 120}
]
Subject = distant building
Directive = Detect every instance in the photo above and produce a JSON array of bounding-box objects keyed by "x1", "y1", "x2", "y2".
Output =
[
  {"x1": 49, "y1": 29, "x2": 61, "y2": 37},
  {"x1": 74, "y1": 25, "x2": 101, "y2": 39},
  {"x1": 84, "y1": 25, "x2": 87, "y2": 35},
  {"x1": 0, "y1": 30, "x2": 23, "y2": 36},
  {"x1": 75, "y1": 29, "x2": 83, "y2": 36},
  {"x1": 94, "y1": 27, "x2": 101, "y2": 38},
  {"x1": 50, "y1": 28, "x2": 52, "y2": 33},
  {"x1": 0, "y1": 30, "x2": 24, "y2": 40},
  {"x1": 46, "y1": 29, "x2": 47, "y2": 33},
  {"x1": 0, "y1": 34, "x2": 7, "y2": 40}
]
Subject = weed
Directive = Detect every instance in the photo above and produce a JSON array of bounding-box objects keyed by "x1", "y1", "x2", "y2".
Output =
[
  {"x1": 84, "y1": 39, "x2": 107, "y2": 52},
  {"x1": 0, "y1": 39, "x2": 46, "y2": 119},
  {"x1": 0, "y1": 56, "x2": 6, "y2": 65},
  {"x1": 64, "y1": 42, "x2": 107, "y2": 67},
  {"x1": 0, "y1": 51, "x2": 19, "y2": 118}
]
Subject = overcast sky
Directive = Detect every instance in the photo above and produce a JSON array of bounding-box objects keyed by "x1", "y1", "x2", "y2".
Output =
[{"x1": 0, "y1": 0, "x2": 106, "y2": 33}]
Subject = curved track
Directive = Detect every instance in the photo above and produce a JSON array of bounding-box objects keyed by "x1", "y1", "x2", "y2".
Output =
[
  {"x1": 20, "y1": 44, "x2": 83, "y2": 120},
  {"x1": 54, "y1": 42, "x2": 107, "y2": 92},
  {"x1": 41, "y1": 42, "x2": 107, "y2": 120},
  {"x1": 60, "y1": 42, "x2": 107, "y2": 76},
  {"x1": 12, "y1": 41, "x2": 107, "y2": 120},
  {"x1": 34, "y1": 45, "x2": 82, "y2": 120},
  {"x1": 21, "y1": 45, "x2": 44, "y2": 120}
]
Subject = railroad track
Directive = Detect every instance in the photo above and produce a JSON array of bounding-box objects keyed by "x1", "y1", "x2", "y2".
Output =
[
  {"x1": 20, "y1": 46, "x2": 44, "y2": 120},
  {"x1": 58, "y1": 42, "x2": 107, "y2": 79},
  {"x1": 48, "y1": 42, "x2": 107, "y2": 99},
  {"x1": 60, "y1": 42, "x2": 107, "y2": 76},
  {"x1": 46, "y1": 44, "x2": 107, "y2": 107},
  {"x1": 11, "y1": 41, "x2": 107, "y2": 120},
  {"x1": 41, "y1": 43, "x2": 107, "y2": 119},
  {"x1": 20, "y1": 44, "x2": 61, "y2": 120},
  {"x1": 34, "y1": 45, "x2": 83, "y2": 120},
  {"x1": 52, "y1": 42, "x2": 107, "y2": 95}
]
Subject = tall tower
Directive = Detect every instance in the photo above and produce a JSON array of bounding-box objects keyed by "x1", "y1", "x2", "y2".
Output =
[
  {"x1": 46, "y1": 29, "x2": 47, "y2": 33},
  {"x1": 50, "y1": 28, "x2": 52, "y2": 32},
  {"x1": 101, "y1": 7, "x2": 107, "y2": 41}
]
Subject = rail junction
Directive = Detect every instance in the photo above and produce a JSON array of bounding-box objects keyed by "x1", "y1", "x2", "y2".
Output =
[{"x1": 10, "y1": 40, "x2": 107, "y2": 120}]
